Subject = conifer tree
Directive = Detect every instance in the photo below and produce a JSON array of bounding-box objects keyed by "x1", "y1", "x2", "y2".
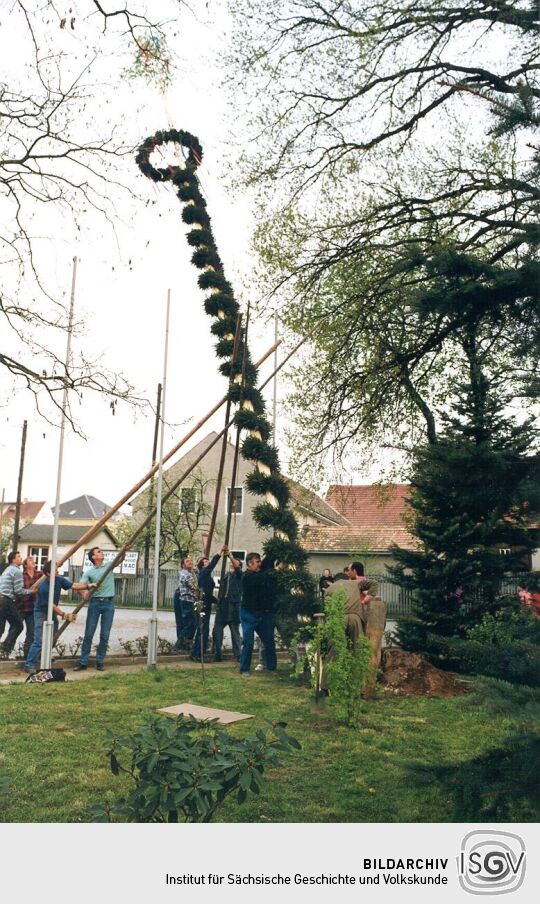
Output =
[{"x1": 393, "y1": 329, "x2": 538, "y2": 654}]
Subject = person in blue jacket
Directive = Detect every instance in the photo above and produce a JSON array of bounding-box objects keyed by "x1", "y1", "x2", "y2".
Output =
[
  {"x1": 191, "y1": 545, "x2": 229, "y2": 662},
  {"x1": 24, "y1": 560, "x2": 94, "y2": 673}
]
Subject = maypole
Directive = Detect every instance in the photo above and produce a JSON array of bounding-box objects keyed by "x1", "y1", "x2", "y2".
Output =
[{"x1": 135, "y1": 130, "x2": 315, "y2": 619}]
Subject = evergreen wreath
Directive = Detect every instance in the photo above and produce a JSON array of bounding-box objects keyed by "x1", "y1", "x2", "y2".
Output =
[{"x1": 135, "y1": 129, "x2": 315, "y2": 614}]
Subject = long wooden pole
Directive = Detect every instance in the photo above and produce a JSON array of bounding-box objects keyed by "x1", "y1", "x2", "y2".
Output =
[
  {"x1": 53, "y1": 339, "x2": 304, "y2": 643},
  {"x1": 204, "y1": 313, "x2": 243, "y2": 556},
  {"x1": 12, "y1": 420, "x2": 27, "y2": 550},
  {"x1": 31, "y1": 339, "x2": 282, "y2": 595},
  {"x1": 217, "y1": 314, "x2": 250, "y2": 596}
]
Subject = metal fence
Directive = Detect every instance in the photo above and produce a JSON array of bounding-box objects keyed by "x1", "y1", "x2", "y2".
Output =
[
  {"x1": 68, "y1": 567, "x2": 178, "y2": 609},
  {"x1": 66, "y1": 567, "x2": 527, "y2": 618}
]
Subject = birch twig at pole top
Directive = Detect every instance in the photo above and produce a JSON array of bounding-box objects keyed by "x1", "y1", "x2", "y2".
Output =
[
  {"x1": 53, "y1": 341, "x2": 305, "y2": 644},
  {"x1": 28, "y1": 339, "x2": 281, "y2": 598}
]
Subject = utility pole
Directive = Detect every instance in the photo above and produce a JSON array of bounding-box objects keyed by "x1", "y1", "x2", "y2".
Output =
[
  {"x1": 143, "y1": 382, "x2": 162, "y2": 573},
  {"x1": 12, "y1": 420, "x2": 28, "y2": 550}
]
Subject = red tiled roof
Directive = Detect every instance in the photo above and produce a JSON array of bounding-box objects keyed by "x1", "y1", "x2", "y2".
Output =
[
  {"x1": 325, "y1": 484, "x2": 411, "y2": 528},
  {"x1": 286, "y1": 478, "x2": 351, "y2": 526},
  {"x1": 301, "y1": 524, "x2": 417, "y2": 553},
  {"x1": 0, "y1": 501, "x2": 46, "y2": 523}
]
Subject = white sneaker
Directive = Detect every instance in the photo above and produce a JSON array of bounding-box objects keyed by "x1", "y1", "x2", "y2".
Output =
[{"x1": 254, "y1": 664, "x2": 265, "y2": 672}]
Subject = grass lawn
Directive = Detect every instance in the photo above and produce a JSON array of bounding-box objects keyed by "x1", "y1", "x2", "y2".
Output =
[{"x1": 0, "y1": 666, "x2": 522, "y2": 823}]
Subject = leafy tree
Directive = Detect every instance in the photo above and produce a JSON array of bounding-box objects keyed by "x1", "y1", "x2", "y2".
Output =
[
  {"x1": 1, "y1": 1, "x2": 185, "y2": 418},
  {"x1": 113, "y1": 469, "x2": 219, "y2": 567},
  {"x1": 227, "y1": 0, "x2": 539, "y2": 468}
]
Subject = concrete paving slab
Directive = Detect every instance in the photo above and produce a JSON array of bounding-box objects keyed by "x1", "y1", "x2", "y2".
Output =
[{"x1": 158, "y1": 702, "x2": 254, "y2": 723}]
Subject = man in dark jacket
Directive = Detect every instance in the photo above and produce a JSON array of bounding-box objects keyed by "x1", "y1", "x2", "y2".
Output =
[
  {"x1": 212, "y1": 553, "x2": 243, "y2": 661},
  {"x1": 239, "y1": 552, "x2": 277, "y2": 676},
  {"x1": 191, "y1": 545, "x2": 228, "y2": 661}
]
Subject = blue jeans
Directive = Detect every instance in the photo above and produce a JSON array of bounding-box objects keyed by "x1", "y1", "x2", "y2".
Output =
[
  {"x1": 25, "y1": 608, "x2": 58, "y2": 669},
  {"x1": 239, "y1": 608, "x2": 276, "y2": 674},
  {"x1": 80, "y1": 597, "x2": 115, "y2": 666},
  {"x1": 174, "y1": 593, "x2": 197, "y2": 649}
]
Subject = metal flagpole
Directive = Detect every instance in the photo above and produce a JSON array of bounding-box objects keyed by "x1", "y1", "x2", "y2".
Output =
[
  {"x1": 148, "y1": 290, "x2": 171, "y2": 668},
  {"x1": 41, "y1": 256, "x2": 77, "y2": 670}
]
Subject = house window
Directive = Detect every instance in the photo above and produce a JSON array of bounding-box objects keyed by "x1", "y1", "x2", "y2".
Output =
[
  {"x1": 226, "y1": 487, "x2": 243, "y2": 515},
  {"x1": 180, "y1": 487, "x2": 197, "y2": 514},
  {"x1": 499, "y1": 548, "x2": 511, "y2": 556},
  {"x1": 28, "y1": 546, "x2": 49, "y2": 569}
]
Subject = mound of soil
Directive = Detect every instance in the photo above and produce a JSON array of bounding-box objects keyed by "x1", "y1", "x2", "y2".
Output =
[{"x1": 380, "y1": 648, "x2": 468, "y2": 697}]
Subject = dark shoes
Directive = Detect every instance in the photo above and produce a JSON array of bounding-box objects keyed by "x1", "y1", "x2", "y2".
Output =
[
  {"x1": 73, "y1": 663, "x2": 87, "y2": 671},
  {"x1": 96, "y1": 664, "x2": 105, "y2": 671}
]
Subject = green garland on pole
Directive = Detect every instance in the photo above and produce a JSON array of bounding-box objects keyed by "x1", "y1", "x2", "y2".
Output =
[{"x1": 135, "y1": 129, "x2": 315, "y2": 615}]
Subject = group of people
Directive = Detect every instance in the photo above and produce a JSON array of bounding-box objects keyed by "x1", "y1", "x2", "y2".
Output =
[
  {"x1": 173, "y1": 545, "x2": 278, "y2": 675},
  {"x1": 173, "y1": 549, "x2": 388, "y2": 687},
  {"x1": 1, "y1": 544, "x2": 388, "y2": 688},
  {"x1": 0, "y1": 547, "x2": 116, "y2": 673}
]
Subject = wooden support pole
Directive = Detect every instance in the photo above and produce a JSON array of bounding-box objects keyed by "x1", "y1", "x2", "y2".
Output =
[
  {"x1": 217, "y1": 314, "x2": 250, "y2": 595},
  {"x1": 12, "y1": 420, "x2": 27, "y2": 551}
]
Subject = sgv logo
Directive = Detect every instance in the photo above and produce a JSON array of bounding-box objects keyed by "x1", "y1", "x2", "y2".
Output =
[{"x1": 458, "y1": 830, "x2": 526, "y2": 895}]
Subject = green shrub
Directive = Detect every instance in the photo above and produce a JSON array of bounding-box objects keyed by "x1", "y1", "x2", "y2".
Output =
[
  {"x1": 293, "y1": 589, "x2": 373, "y2": 725},
  {"x1": 93, "y1": 714, "x2": 300, "y2": 823},
  {"x1": 467, "y1": 605, "x2": 540, "y2": 645},
  {"x1": 522, "y1": 571, "x2": 540, "y2": 593},
  {"x1": 442, "y1": 636, "x2": 540, "y2": 686}
]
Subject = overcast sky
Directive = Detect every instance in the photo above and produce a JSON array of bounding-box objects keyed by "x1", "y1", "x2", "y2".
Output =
[{"x1": 0, "y1": 2, "x2": 288, "y2": 515}]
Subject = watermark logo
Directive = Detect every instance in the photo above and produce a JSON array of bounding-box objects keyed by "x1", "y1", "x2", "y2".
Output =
[{"x1": 458, "y1": 830, "x2": 526, "y2": 895}]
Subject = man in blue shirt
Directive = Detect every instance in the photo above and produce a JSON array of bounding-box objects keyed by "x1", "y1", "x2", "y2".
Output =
[
  {"x1": 74, "y1": 546, "x2": 117, "y2": 671},
  {"x1": 24, "y1": 561, "x2": 92, "y2": 672}
]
